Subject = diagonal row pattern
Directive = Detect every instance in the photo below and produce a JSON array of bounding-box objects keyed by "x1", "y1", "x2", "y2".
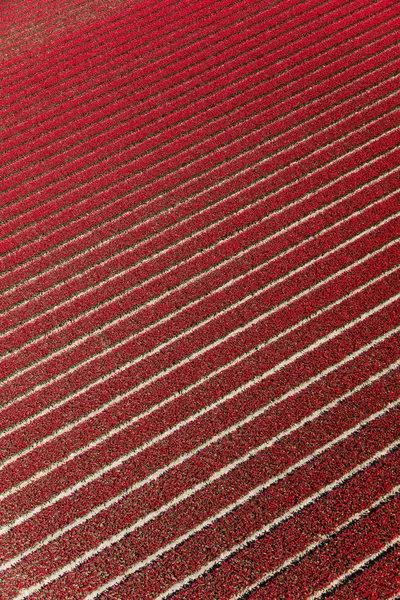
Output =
[{"x1": 0, "y1": 0, "x2": 399, "y2": 598}]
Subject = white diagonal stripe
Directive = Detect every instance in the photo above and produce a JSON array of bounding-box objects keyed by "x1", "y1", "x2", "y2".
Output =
[
  {"x1": 4, "y1": 81, "x2": 398, "y2": 317},
  {"x1": 2, "y1": 117, "x2": 398, "y2": 359},
  {"x1": 4, "y1": 59, "x2": 396, "y2": 310},
  {"x1": 3, "y1": 179, "x2": 398, "y2": 416},
  {"x1": 1, "y1": 353, "x2": 398, "y2": 572},
  {"x1": 171, "y1": 489, "x2": 400, "y2": 600},
  {"x1": 307, "y1": 537, "x2": 400, "y2": 600},
  {"x1": 3, "y1": 161, "x2": 399, "y2": 399},
  {"x1": 1, "y1": 234, "x2": 397, "y2": 513},
  {"x1": 15, "y1": 401, "x2": 400, "y2": 599},
  {"x1": 2, "y1": 314, "x2": 399, "y2": 536},
  {"x1": 0, "y1": 233, "x2": 398, "y2": 495},
  {"x1": 1, "y1": 221, "x2": 398, "y2": 464}
]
